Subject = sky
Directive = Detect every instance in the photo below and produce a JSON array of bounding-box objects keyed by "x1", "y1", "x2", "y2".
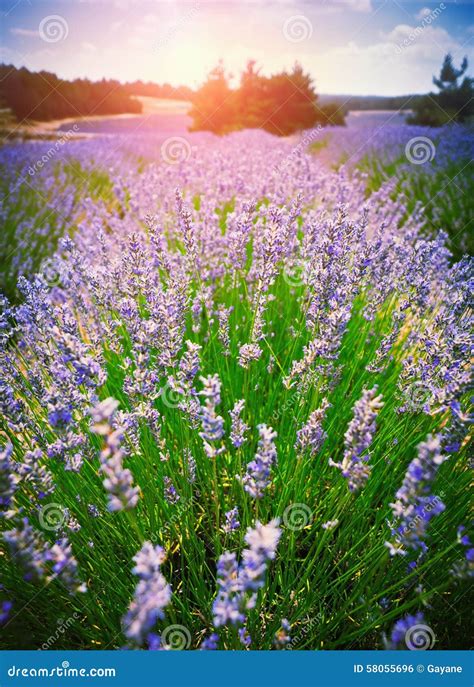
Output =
[{"x1": 1, "y1": 0, "x2": 473, "y2": 95}]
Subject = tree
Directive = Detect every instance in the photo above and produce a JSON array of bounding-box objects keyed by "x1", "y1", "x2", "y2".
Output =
[
  {"x1": 189, "y1": 61, "x2": 343, "y2": 136},
  {"x1": 188, "y1": 62, "x2": 237, "y2": 134},
  {"x1": 408, "y1": 54, "x2": 473, "y2": 126}
]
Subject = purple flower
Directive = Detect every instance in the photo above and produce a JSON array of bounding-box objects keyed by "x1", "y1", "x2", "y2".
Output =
[
  {"x1": 212, "y1": 519, "x2": 281, "y2": 629},
  {"x1": 199, "y1": 375, "x2": 225, "y2": 458},
  {"x1": 91, "y1": 398, "x2": 140, "y2": 512},
  {"x1": 330, "y1": 387, "x2": 383, "y2": 492},
  {"x1": 0, "y1": 443, "x2": 19, "y2": 515},
  {"x1": 237, "y1": 424, "x2": 277, "y2": 499},
  {"x1": 384, "y1": 612, "x2": 428, "y2": 650},
  {"x1": 123, "y1": 543, "x2": 172, "y2": 646},
  {"x1": 229, "y1": 400, "x2": 249, "y2": 448},
  {"x1": 223, "y1": 507, "x2": 240, "y2": 534},
  {"x1": 0, "y1": 600, "x2": 13, "y2": 625},
  {"x1": 200, "y1": 632, "x2": 219, "y2": 650},
  {"x1": 274, "y1": 619, "x2": 291, "y2": 648},
  {"x1": 385, "y1": 435, "x2": 446, "y2": 557},
  {"x1": 451, "y1": 524, "x2": 474, "y2": 579},
  {"x1": 164, "y1": 476, "x2": 180, "y2": 505},
  {"x1": 296, "y1": 399, "x2": 330, "y2": 456}
]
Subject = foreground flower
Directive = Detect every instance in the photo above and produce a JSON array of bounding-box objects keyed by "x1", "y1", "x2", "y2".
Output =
[
  {"x1": 91, "y1": 398, "x2": 139, "y2": 512},
  {"x1": 122, "y1": 543, "x2": 172, "y2": 646},
  {"x1": 385, "y1": 435, "x2": 446, "y2": 557},
  {"x1": 383, "y1": 612, "x2": 428, "y2": 650},
  {"x1": 3, "y1": 517, "x2": 85, "y2": 593},
  {"x1": 212, "y1": 519, "x2": 281, "y2": 630}
]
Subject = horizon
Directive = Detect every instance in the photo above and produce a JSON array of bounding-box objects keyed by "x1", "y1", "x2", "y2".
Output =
[{"x1": 1, "y1": 0, "x2": 473, "y2": 97}]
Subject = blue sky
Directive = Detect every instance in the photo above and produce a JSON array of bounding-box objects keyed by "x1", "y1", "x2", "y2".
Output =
[{"x1": 1, "y1": 0, "x2": 473, "y2": 94}]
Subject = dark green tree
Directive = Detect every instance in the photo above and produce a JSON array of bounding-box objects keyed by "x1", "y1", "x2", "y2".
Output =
[{"x1": 408, "y1": 54, "x2": 473, "y2": 126}]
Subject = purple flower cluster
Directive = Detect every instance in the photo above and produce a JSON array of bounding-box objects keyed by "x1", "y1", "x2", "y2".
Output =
[
  {"x1": 213, "y1": 519, "x2": 281, "y2": 632},
  {"x1": 237, "y1": 424, "x2": 277, "y2": 499},
  {"x1": 199, "y1": 375, "x2": 225, "y2": 459},
  {"x1": 385, "y1": 435, "x2": 446, "y2": 557},
  {"x1": 229, "y1": 400, "x2": 249, "y2": 448},
  {"x1": 451, "y1": 525, "x2": 474, "y2": 579},
  {"x1": 330, "y1": 387, "x2": 383, "y2": 492},
  {"x1": 296, "y1": 399, "x2": 330, "y2": 456},
  {"x1": 122, "y1": 542, "x2": 172, "y2": 646},
  {"x1": 3, "y1": 517, "x2": 85, "y2": 593},
  {"x1": 91, "y1": 398, "x2": 140, "y2": 512}
]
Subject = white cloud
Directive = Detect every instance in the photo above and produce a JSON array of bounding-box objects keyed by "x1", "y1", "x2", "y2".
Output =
[
  {"x1": 10, "y1": 27, "x2": 39, "y2": 38},
  {"x1": 307, "y1": 22, "x2": 472, "y2": 95},
  {"x1": 416, "y1": 7, "x2": 432, "y2": 21}
]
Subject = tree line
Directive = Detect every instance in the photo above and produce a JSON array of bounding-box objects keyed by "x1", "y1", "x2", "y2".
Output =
[{"x1": 0, "y1": 64, "x2": 142, "y2": 122}]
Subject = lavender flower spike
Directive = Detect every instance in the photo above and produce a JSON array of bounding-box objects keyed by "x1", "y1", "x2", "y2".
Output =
[
  {"x1": 229, "y1": 400, "x2": 249, "y2": 448},
  {"x1": 91, "y1": 398, "x2": 139, "y2": 512},
  {"x1": 199, "y1": 375, "x2": 225, "y2": 459},
  {"x1": 237, "y1": 424, "x2": 277, "y2": 499},
  {"x1": 385, "y1": 435, "x2": 446, "y2": 557},
  {"x1": 123, "y1": 542, "x2": 172, "y2": 646},
  {"x1": 329, "y1": 387, "x2": 383, "y2": 492},
  {"x1": 212, "y1": 519, "x2": 281, "y2": 629}
]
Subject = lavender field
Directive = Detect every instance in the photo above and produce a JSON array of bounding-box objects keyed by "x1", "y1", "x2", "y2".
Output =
[{"x1": 0, "y1": 121, "x2": 472, "y2": 652}]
